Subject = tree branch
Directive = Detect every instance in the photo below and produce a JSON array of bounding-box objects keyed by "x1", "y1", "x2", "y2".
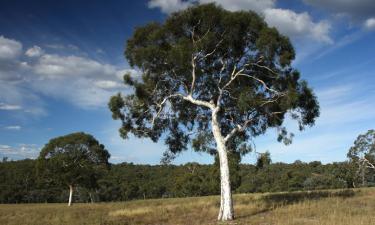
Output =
[
  {"x1": 190, "y1": 54, "x2": 198, "y2": 95},
  {"x1": 183, "y1": 95, "x2": 215, "y2": 110},
  {"x1": 360, "y1": 157, "x2": 375, "y2": 170},
  {"x1": 238, "y1": 73, "x2": 279, "y2": 94},
  {"x1": 250, "y1": 63, "x2": 278, "y2": 76},
  {"x1": 151, "y1": 93, "x2": 182, "y2": 126},
  {"x1": 224, "y1": 120, "x2": 252, "y2": 143},
  {"x1": 224, "y1": 111, "x2": 283, "y2": 143}
]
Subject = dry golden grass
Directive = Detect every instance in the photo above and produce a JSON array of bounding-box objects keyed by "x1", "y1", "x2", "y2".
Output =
[{"x1": 0, "y1": 188, "x2": 374, "y2": 225}]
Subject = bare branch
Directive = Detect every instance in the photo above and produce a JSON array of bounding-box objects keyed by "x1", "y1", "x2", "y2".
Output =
[
  {"x1": 250, "y1": 63, "x2": 278, "y2": 76},
  {"x1": 151, "y1": 93, "x2": 182, "y2": 126},
  {"x1": 260, "y1": 94, "x2": 285, "y2": 107},
  {"x1": 238, "y1": 73, "x2": 280, "y2": 94},
  {"x1": 360, "y1": 157, "x2": 375, "y2": 170},
  {"x1": 224, "y1": 111, "x2": 283, "y2": 143},
  {"x1": 150, "y1": 91, "x2": 215, "y2": 127},
  {"x1": 201, "y1": 38, "x2": 224, "y2": 59},
  {"x1": 183, "y1": 95, "x2": 215, "y2": 110}
]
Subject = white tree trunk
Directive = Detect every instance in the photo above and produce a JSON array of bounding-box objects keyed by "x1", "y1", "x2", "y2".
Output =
[
  {"x1": 89, "y1": 192, "x2": 94, "y2": 203},
  {"x1": 212, "y1": 108, "x2": 234, "y2": 221},
  {"x1": 68, "y1": 185, "x2": 73, "y2": 206}
]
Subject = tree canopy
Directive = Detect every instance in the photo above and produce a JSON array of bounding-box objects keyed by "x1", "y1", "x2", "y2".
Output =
[
  {"x1": 109, "y1": 3, "x2": 319, "y2": 161},
  {"x1": 347, "y1": 129, "x2": 375, "y2": 186},
  {"x1": 37, "y1": 132, "x2": 110, "y2": 190},
  {"x1": 348, "y1": 129, "x2": 375, "y2": 163},
  {"x1": 256, "y1": 151, "x2": 272, "y2": 170},
  {"x1": 109, "y1": 3, "x2": 319, "y2": 220}
]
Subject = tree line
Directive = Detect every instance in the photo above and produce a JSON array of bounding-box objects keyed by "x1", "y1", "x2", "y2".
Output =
[{"x1": 1, "y1": 153, "x2": 372, "y2": 204}]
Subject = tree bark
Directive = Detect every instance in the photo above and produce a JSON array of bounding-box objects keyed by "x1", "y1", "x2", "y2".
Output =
[
  {"x1": 68, "y1": 185, "x2": 73, "y2": 206},
  {"x1": 89, "y1": 192, "x2": 94, "y2": 203},
  {"x1": 212, "y1": 108, "x2": 234, "y2": 221},
  {"x1": 361, "y1": 166, "x2": 366, "y2": 187}
]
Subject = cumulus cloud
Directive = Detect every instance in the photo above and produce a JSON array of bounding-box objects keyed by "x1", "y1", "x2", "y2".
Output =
[
  {"x1": 28, "y1": 53, "x2": 131, "y2": 108},
  {"x1": 0, "y1": 144, "x2": 40, "y2": 159},
  {"x1": 0, "y1": 36, "x2": 22, "y2": 61},
  {"x1": 364, "y1": 18, "x2": 375, "y2": 30},
  {"x1": 148, "y1": 0, "x2": 193, "y2": 14},
  {"x1": 94, "y1": 80, "x2": 122, "y2": 89},
  {"x1": 264, "y1": 8, "x2": 332, "y2": 43},
  {"x1": 147, "y1": 0, "x2": 332, "y2": 44},
  {"x1": 33, "y1": 54, "x2": 116, "y2": 79},
  {"x1": 25, "y1": 45, "x2": 44, "y2": 57},
  {"x1": 199, "y1": 0, "x2": 275, "y2": 12},
  {"x1": 0, "y1": 35, "x2": 135, "y2": 112},
  {"x1": 149, "y1": 0, "x2": 275, "y2": 13}
]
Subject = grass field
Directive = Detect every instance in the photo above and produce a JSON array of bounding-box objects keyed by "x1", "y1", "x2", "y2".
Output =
[{"x1": 1, "y1": 188, "x2": 374, "y2": 225}]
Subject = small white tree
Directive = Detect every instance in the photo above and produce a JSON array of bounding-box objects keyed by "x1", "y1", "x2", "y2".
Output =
[
  {"x1": 348, "y1": 130, "x2": 375, "y2": 186},
  {"x1": 37, "y1": 132, "x2": 110, "y2": 206}
]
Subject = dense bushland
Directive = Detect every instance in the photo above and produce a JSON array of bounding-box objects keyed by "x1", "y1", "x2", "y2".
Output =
[{"x1": 0, "y1": 157, "x2": 369, "y2": 204}]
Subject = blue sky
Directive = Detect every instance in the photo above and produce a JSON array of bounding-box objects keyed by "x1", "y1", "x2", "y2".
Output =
[{"x1": 0, "y1": 0, "x2": 375, "y2": 165}]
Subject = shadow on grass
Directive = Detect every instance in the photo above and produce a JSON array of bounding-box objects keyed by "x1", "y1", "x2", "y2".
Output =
[
  {"x1": 262, "y1": 189, "x2": 355, "y2": 205},
  {"x1": 236, "y1": 189, "x2": 356, "y2": 220}
]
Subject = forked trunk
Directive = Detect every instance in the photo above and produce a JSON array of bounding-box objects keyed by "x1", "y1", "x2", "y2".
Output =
[
  {"x1": 68, "y1": 185, "x2": 73, "y2": 206},
  {"x1": 212, "y1": 108, "x2": 234, "y2": 221}
]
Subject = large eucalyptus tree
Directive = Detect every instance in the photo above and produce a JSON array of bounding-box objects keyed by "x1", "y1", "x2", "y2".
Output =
[{"x1": 109, "y1": 4, "x2": 319, "y2": 221}]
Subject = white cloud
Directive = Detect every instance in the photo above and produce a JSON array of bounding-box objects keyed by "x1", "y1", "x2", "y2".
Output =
[
  {"x1": 4, "y1": 125, "x2": 21, "y2": 130},
  {"x1": 94, "y1": 80, "x2": 122, "y2": 89},
  {"x1": 148, "y1": 0, "x2": 193, "y2": 14},
  {"x1": 147, "y1": 1, "x2": 332, "y2": 44},
  {"x1": 29, "y1": 53, "x2": 128, "y2": 108},
  {"x1": 199, "y1": 0, "x2": 275, "y2": 12},
  {"x1": 264, "y1": 8, "x2": 332, "y2": 43},
  {"x1": 30, "y1": 78, "x2": 117, "y2": 108},
  {"x1": 0, "y1": 102, "x2": 22, "y2": 110},
  {"x1": 25, "y1": 45, "x2": 44, "y2": 57},
  {"x1": 149, "y1": 0, "x2": 276, "y2": 13},
  {"x1": 0, "y1": 36, "x2": 22, "y2": 61},
  {"x1": 33, "y1": 54, "x2": 116, "y2": 78},
  {"x1": 0, "y1": 35, "x2": 135, "y2": 112},
  {"x1": 0, "y1": 143, "x2": 40, "y2": 159},
  {"x1": 364, "y1": 18, "x2": 375, "y2": 30}
]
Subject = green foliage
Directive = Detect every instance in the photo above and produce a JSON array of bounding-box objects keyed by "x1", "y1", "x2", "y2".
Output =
[
  {"x1": 0, "y1": 158, "x2": 360, "y2": 203},
  {"x1": 256, "y1": 151, "x2": 272, "y2": 170},
  {"x1": 347, "y1": 129, "x2": 375, "y2": 162},
  {"x1": 347, "y1": 130, "x2": 375, "y2": 186},
  {"x1": 109, "y1": 3, "x2": 319, "y2": 162},
  {"x1": 37, "y1": 132, "x2": 110, "y2": 190}
]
